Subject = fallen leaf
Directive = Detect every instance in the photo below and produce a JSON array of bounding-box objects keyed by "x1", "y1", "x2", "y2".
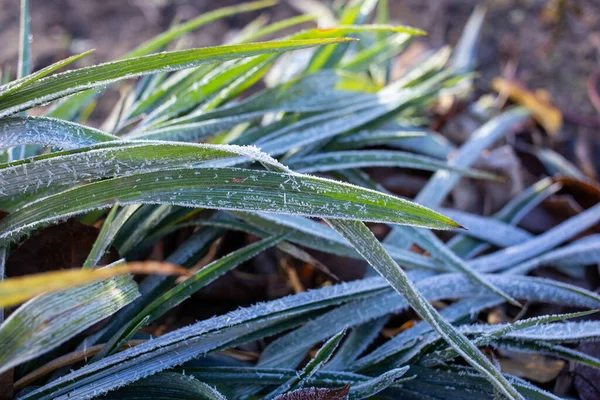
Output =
[
  {"x1": 274, "y1": 385, "x2": 350, "y2": 400},
  {"x1": 0, "y1": 262, "x2": 191, "y2": 308},
  {"x1": 492, "y1": 77, "x2": 563, "y2": 136},
  {"x1": 498, "y1": 350, "x2": 565, "y2": 383}
]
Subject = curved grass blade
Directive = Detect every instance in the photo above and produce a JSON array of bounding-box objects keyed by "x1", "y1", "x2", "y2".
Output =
[
  {"x1": 127, "y1": 0, "x2": 278, "y2": 58},
  {"x1": 0, "y1": 273, "x2": 138, "y2": 374},
  {"x1": 0, "y1": 140, "x2": 285, "y2": 200},
  {"x1": 98, "y1": 234, "x2": 285, "y2": 359},
  {"x1": 325, "y1": 128, "x2": 428, "y2": 150},
  {"x1": 0, "y1": 167, "x2": 460, "y2": 243},
  {"x1": 265, "y1": 329, "x2": 345, "y2": 399},
  {"x1": 327, "y1": 219, "x2": 524, "y2": 400},
  {"x1": 0, "y1": 51, "x2": 94, "y2": 100},
  {"x1": 44, "y1": 0, "x2": 281, "y2": 120},
  {"x1": 419, "y1": 310, "x2": 597, "y2": 366},
  {"x1": 109, "y1": 372, "x2": 227, "y2": 400},
  {"x1": 0, "y1": 38, "x2": 354, "y2": 117},
  {"x1": 349, "y1": 366, "x2": 411, "y2": 400}
]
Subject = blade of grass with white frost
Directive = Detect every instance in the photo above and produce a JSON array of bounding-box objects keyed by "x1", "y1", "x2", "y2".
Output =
[
  {"x1": 0, "y1": 166, "x2": 460, "y2": 243},
  {"x1": 384, "y1": 107, "x2": 530, "y2": 247},
  {"x1": 419, "y1": 311, "x2": 597, "y2": 366},
  {"x1": 265, "y1": 329, "x2": 345, "y2": 399},
  {"x1": 285, "y1": 150, "x2": 499, "y2": 179},
  {"x1": 0, "y1": 274, "x2": 138, "y2": 374},
  {"x1": 327, "y1": 219, "x2": 524, "y2": 400},
  {"x1": 19, "y1": 279, "x2": 390, "y2": 399},
  {"x1": 469, "y1": 202, "x2": 600, "y2": 273},
  {"x1": 0, "y1": 116, "x2": 118, "y2": 150},
  {"x1": 0, "y1": 141, "x2": 285, "y2": 200},
  {"x1": 0, "y1": 51, "x2": 94, "y2": 100},
  {"x1": 19, "y1": 271, "x2": 600, "y2": 399},
  {"x1": 109, "y1": 372, "x2": 227, "y2": 400},
  {"x1": 399, "y1": 366, "x2": 560, "y2": 400},
  {"x1": 98, "y1": 234, "x2": 286, "y2": 359},
  {"x1": 0, "y1": 38, "x2": 354, "y2": 118},
  {"x1": 256, "y1": 268, "x2": 600, "y2": 373}
]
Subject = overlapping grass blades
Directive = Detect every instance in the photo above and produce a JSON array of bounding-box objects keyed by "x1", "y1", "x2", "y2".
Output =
[{"x1": 2, "y1": 1, "x2": 599, "y2": 399}]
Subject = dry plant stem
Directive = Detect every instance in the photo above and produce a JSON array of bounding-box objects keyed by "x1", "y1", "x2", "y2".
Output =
[{"x1": 13, "y1": 340, "x2": 146, "y2": 390}]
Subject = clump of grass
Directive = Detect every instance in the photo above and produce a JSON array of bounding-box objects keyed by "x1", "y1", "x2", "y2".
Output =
[{"x1": 0, "y1": 1, "x2": 599, "y2": 399}]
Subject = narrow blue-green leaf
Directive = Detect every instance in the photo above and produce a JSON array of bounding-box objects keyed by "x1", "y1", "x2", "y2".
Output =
[
  {"x1": 265, "y1": 329, "x2": 346, "y2": 399},
  {"x1": 286, "y1": 150, "x2": 499, "y2": 179},
  {"x1": 420, "y1": 310, "x2": 597, "y2": 366},
  {"x1": 109, "y1": 372, "x2": 227, "y2": 400}
]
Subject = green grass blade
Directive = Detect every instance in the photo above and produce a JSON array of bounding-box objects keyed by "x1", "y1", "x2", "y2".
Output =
[
  {"x1": 327, "y1": 219, "x2": 524, "y2": 400},
  {"x1": 0, "y1": 165, "x2": 459, "y2": 243},
  {"x1": 126, "y1": 0, "x2": 278, "y2": 58},
  {"x1": 109, "y1": 372, "x2": 227, "y2": 400},
  {"x1": 17, "y1": 0, "x2": 31, "y2": 79},
  {"x1": 265, "y1": 329, "x2": 346, "y2": 399},
  {"x1": 0, "y1": 38, "x2": 354, "y2": 118},
  {"x1": 0, "y1": 50, "x2": 94, "y2": 100},
  {"x1": 99, "y1": 234, "x2": 286, "y2": 360}
]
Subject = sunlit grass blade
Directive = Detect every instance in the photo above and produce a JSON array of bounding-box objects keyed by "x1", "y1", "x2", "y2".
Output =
[
  {"x1": 419, "y1": 310, "x2": 597, "y2": 366},
  {"x1": 0, "y1": 166, "x2": 460, "y2": 243},
  {"x1": 0, "y1": 38, "x2": 354, "y2": 118},
  {"x1": 0, "y1": 50, "x2": 94, "y2": 100},
  {"x1": 127, "y1": 0, "x2": 278, "y2": 58},
  {"x1": 0, "y1": 262, "x2": 189, "y2": 308},
  {"x1": 0, "y1": 273, "x2": 139, "y2": 374}
]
